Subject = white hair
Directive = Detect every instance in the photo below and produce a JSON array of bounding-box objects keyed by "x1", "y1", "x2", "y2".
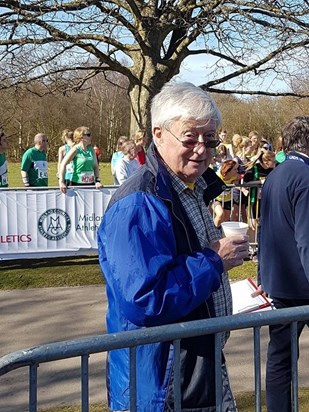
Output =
[
  {"x1": 151, "y1": 81, "x2": 222, "y2": 143},
  {"x1": 34, "y1": 133, "x2": 47, "y2": 144}
]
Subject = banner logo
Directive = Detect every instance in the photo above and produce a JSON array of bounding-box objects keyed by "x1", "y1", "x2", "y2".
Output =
[{"x1": 38, "y1": 208, "x2": 71, "y2": 241}]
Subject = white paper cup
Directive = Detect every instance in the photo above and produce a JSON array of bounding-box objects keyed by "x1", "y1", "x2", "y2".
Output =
[{"x1": 221, "y1": 221, "x2": 248, "y2": 237}]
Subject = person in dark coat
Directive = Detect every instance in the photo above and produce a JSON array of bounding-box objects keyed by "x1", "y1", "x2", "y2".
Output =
[{"x1": 258, "y1": 115, "x2": 309, "y2": 412}]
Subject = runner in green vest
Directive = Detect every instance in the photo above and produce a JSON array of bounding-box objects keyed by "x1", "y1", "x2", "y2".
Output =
[
  {"x1": 58, "y1": 126, "x2": 103, "y2": 194},
  {"x1": 21, "y1": 133, "x2": 48, "y2": 187},
  {"x1": 0, "y1": 129, "x2": 9, "y2": 187}
]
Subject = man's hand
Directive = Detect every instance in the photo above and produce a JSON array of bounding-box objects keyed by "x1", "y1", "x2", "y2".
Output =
[
  {"x1": 209, "y1": 235, "x2": 249, "y2": 272},
  {"x1": 251, "y1": 285, "x2": 266, "y2": 298}
]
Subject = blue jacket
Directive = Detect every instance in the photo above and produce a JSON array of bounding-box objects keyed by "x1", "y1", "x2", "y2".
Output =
[
  {"x1": 98, "y1": 144, "x2": 227, "y2": 411},
  {"x1": 259, "y1": 152, "x2": 309, "y2": 299}
]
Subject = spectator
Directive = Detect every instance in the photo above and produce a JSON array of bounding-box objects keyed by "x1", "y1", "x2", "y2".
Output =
[
  {"x1": 0, "y1": 128, "x2": 9, "y2": 187},
  {"x1": 211, "y1": 143, "x2": 233, "y2": 173},
  {"x1": 219, "y1": 128, "x2": 234, "y2": 157},
  {"x1": 274, "y1": 134, "x2": 286, "y2": 164},
  {"x1": 258, "y1": 115, "x2": 309, "y2": 412},
  {"x1": 244, "y1": 148, "x2": 275, "y2": 253},
  {"x1": 233, "y1": 136, "x2": 253, "y2": 223},
  {"x1": 21, "y1": 133, "x2": 48, "y2": 187},
  {"x1": 57, "y1": 129, "x2": 74, "y2": 186},
  {"x1": 234, "y1": 136, "x2": 252, "y2": 174},
  {"x1": 212, "y1": 159, "x2": 240, "y2": 227},
  {"x1": 133, "y1": 129, "x2": 147, "y2": 165},
  {"x1": 248, "y1": 130, "x2": 261, "y2": 158},
  {"x1": 93, "y1": 144, "x2": 101, "y2": 163},
  {"x1": 260, "y1": 138, "x2": 272, "y2": 151},
  {"x1": 231, "y1": 133, "x2": 242, "y2": 155},
  {"x1": 98, "y1": 81, "x2": 249, "y2": 412},
  {"x1": 110, "y1": 135, "x2": 128, "y2": 185},
  {"x1": 114, "y1": 139, "x2": 140, "y2": 185},
  {"x1": 216, "y1": 143, "x2": 233, "y2": 163},
  {"x1": 59, "y1": 126, "x2": 102, "y2": 193}
]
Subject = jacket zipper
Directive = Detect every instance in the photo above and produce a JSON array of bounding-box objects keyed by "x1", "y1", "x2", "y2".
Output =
[{"x1": 156, "y1": 190, "x2": 212, "y2": 316}]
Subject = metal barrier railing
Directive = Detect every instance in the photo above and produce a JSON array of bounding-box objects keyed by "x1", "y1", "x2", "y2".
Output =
[{"x1": 1, "y1": 305, "x2": 308, "y2": 412}]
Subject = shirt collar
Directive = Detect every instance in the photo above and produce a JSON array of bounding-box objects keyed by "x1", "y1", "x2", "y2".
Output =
[{"x1": 168, "y1": 168, "x2": 207, "y2": 195}]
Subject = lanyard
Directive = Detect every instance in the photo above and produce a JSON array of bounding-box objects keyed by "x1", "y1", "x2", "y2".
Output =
[{"x1": 250, "y1": 164, "x2": 259, "y2": 204}]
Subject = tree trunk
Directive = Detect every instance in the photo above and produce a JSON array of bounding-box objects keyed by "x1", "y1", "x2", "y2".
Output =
[{"x1": 128, "y1": 64, "x2": 180, "y2": 141}]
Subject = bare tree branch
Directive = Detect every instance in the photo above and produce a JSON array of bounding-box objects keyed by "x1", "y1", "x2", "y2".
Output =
[{"x1": 0, "y1": 0, "x2": 309, "y2": 132}]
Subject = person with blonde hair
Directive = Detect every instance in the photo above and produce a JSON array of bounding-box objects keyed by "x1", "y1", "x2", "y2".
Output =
[
  {"x1": 234, "y1": 136, "x2": 252, "y2": 171},
  {"x1": 114, "y1": 139, "x2": 140, "y2": 185},
  {"x1": 233, "y1": 136, "x2": 253, "y2": 222},
  {"x1": 57, "y1": 129, "x2": 74, "y2": 185},
  {"x1": 59, "y1": 126, "x2": 102, "y2": 193},
  {"x1": 248, "y1": 130, "x2": 261, "y2": 158},
  {"x1": 212, "y1": 159, "x2": 240, "y2": 227},
  {"x1": 274, "y1": 134, "x2": 286, "y2": 164},
  {"x1": 232, "y1": 133, "x2": 242, "y2": 149},
  {"x1": 111, "y1": 135, "x2": 129, "y2": 184},
  {"x1": 243, "y1": 148, "x2": 275, "y2": 250},
  {"x1": 133, "y1": 129, "x2": 147, "y2": 165}
]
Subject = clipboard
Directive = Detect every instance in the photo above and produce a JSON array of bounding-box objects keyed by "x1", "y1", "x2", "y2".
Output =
[{"x1": 231, "y1": 277, "x2": 273, "y2": 314}]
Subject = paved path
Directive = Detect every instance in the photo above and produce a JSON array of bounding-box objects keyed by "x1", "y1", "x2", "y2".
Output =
[{"x1": 0, "y1": 286, "x2": 308, "y2": 412}]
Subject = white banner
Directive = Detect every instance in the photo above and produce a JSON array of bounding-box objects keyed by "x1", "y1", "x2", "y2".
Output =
[{"x1": 0, "y1": 187, "x2": 117, "y2": 260}]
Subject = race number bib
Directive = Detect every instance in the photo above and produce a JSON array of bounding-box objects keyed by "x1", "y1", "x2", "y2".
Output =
[
  {"x1": 81, "y1": 171, "x2": 94, "y2": 183},
  {"x1": 1, "y1": 173, "x2": 8, "y2": 186},
  {"x1": 66, "y1": 163, "x2": 73, "y2": 174},
  {"x1": 34, "y1": 160, "x2": 48, "y2": 179}
]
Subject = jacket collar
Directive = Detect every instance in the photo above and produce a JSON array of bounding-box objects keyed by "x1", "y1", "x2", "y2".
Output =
[
  {"x1": 145, "y1": 143, "x2": 176, "y2": 201},
  {"x1": 286, "y1": 151, "x2": 309, "y2": 166},
  {"x1": 145, "y1": 142, "x2": 225, "y2": 202}
]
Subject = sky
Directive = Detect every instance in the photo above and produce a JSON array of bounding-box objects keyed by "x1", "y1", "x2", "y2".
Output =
[
  {"x1": 175, "y1": 54, "x2": 217, "y2": 86},
  {"x1": 175, "y1": 54, "x2": 289, "y2": 94}
]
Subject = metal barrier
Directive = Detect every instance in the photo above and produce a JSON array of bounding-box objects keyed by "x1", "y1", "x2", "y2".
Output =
[{"x1": 1, "y1": 306, "x2": 308, "y2": 412}]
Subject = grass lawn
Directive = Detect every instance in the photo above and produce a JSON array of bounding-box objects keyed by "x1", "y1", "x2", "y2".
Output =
[
  {"x1": 0, "y1": 255, "x2": 258, "y2": 289},
  {"x1": 38, "y1": 389, "x2": 309, "y2": 412},
  {"x1": 36, "y1": 390, "x2": 309, "y2": 412},
  {"x1": 7, "y1": 160, "x2": 114, "y2": 187}
]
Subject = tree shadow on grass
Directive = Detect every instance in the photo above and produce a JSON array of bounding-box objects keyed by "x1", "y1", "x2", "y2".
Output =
[{"x1": 1, "y1": 255, "x2": 99, "y2": 270}]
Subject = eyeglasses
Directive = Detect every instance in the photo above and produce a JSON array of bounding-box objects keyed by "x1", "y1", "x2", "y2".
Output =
[
  {"x1": 83, "y1": 133, "x2": 91, "y2": 136},
  {"x1": 42, "y1": 139, "x2": 48, "y2": 143},
  {"x1": 167, "y1": 129, "x2": 220, "y2": 149}
]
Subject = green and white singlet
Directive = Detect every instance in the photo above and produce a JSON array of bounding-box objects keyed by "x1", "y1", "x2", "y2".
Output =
[
  {"x1": 71, "y1": 145, "x2": 95, "y2": 184},
  {"x1": 21, "y1": 147, "x2": 48, "y2": 186},
  {"x1": 0, "y1": 153, "x2": 8, "y2": 187}
]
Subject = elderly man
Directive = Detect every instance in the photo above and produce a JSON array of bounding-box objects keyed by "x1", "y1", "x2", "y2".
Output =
[
  {"x1": 258, "y1": 116, "x2": 309, "y2": 412},
  {"x1": 21, "y1": 133, "x2": 48, "y2": 187},
  {"x1": 98, "y1": 82, "x2": 249, "y2": 412}
]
